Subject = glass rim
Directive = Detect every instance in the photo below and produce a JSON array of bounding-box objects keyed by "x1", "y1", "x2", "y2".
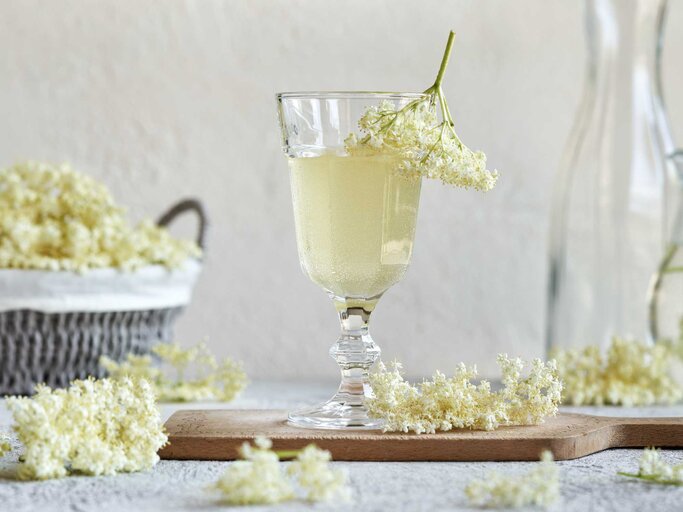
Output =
[{"x1": 276, "y1": 91, "x2": 428, "y2": 100}]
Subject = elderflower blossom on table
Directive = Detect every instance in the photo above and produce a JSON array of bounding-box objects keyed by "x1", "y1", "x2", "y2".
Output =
[
  {"x1": 0, "y1": 161, "x2": 200, "y2": 272},
  {"x1": 345, "y1": 31, "x2": 498, "y2": 192},
  {"x1": 210, "y1": 437, "x2": 294, "y2": 505},
  {"x1": 366, "y1": 354, "x2": 562, "y2": 433},
  {"x1": 209, "y1": 437, "x2": 350, "y2": 506},
  {"x1": 287, "y1": 444, "x2": 351, "y2": 503},
  {"x1": 465, "y1": 451, "x2": 560, "y2": 509},
  {"x1": 101, "y1": 341, "x2": 247, "y2": 402},
  {"x1": 6, "y1": 377, "x2": 167, "y2": 480},
  {"x1": 619, "y1": 448, "x2": 683, "y2": 486},
  {"x1": 552, "y1": 337, "x2": 681, "y2": 406}
]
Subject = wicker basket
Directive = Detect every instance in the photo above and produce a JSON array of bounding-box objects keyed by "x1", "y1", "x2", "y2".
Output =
[{"x1": 0, "y1": 198, "x2": 207, "y2": 395}]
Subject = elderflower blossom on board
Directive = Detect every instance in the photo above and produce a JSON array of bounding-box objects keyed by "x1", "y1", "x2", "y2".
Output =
[
  {"x1": 465, "y1": 451, "x2": 560, "y2": 508},
  {"x1": 0, "y1": 161, "x2": 200, "y2": 272},
  {"x1": 366, "y1": 355, "x2": 562, "y2": 433},
  {"x1": 6, "y1": 377, "x2": 167, "y2": 480},
  {"x1": 100, "y1": 341, "x2": 247, "y2": 402},
  {"x1": 552, "y1": 337, "x2": 681, "y2": 406},
  {"x1": 210, "y1": 437, "x2": 350, "y2": 505},
  {"x1": 619, "y1": 448, "x2": 683, "y2": 486}
]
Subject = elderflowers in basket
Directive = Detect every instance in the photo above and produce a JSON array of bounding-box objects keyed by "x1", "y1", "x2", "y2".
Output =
[{"x1": 0, "y1": 161, "x2": 205, "y2": 394}]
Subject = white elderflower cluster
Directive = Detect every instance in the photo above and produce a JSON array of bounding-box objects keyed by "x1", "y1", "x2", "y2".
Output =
[
  {"x1": 0, "y1": 432, "x2": 11, "y2": 457},
  {"x1": 366, "y1": 354, "x2": 561, "y2": 433},
  {"x1": 287, "y1": 444, "x2": 350, "y2": 503},
  {"x1": 210, "y1": 438, "x2": 350, "y2": 506},
  {"x1": 347, "y1": 98, "x2": 498, "y2": 192},
  {"x1": 5, "y1": 377, "x2": 167, "y2": 480},
  {"x1": 343, "y1": 32, "x2": 497, "y2": 191},
  {"x1": 619, "y1": 448, "x2": 683, "y2": 486},
  {"x1": 552, "y1": 337, "x2": 681, "y2": 406},
  {"x1": 465, "y1": 451, "x2": 560, "y2": 508},
  {"x1": 211, "y1": 437, "x2": 294, "y2": 505},
  {"x1": 0, "y1": 161, "x2": 201, "y2": 272},
  {"x1": 101, "y1": 341, "x2": 247, "y2": 403}
]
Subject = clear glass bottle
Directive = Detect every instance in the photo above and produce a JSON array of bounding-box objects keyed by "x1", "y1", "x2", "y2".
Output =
[
  {"x1": 546, "y1": 0, "x2": 682, "y2": 354},
  {"x1": 648, "y1": 150, "x2": 683, "y2": 344}
]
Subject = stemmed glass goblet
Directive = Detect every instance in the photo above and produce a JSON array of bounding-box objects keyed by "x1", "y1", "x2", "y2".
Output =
[{"x1": 277, "y1": 92, "x2": 424, "y2": 429}]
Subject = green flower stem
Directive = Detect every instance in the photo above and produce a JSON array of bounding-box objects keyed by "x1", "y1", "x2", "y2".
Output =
[
  {"x1": 648, "y1": 243, "x2": 682, "y2": 340},
  {"x1": 424, "y1": 31, "x2": 457, "y2": 130},
  {"x1": 430, "y1": 31, "x2": 456, "y2": 91},
  {"x1": 361, "y1": 31, "x2": 457, "y2": 146},
  {"x1": 662, "y1": 243, "x2": 682, "y2": 273},
  {"x1": 618, "y1": 472, "x2": 683, "y2": 486},
  {"x1": 275, "y1": 450, "x2": 301, "y2": 460}
]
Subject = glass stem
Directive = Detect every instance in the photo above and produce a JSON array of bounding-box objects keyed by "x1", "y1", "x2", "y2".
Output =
[{"x1": 329, "y1": 297, "x2": 381, "y2": 406}]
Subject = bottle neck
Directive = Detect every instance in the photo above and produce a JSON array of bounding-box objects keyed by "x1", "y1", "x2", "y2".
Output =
[
  {"x1": 585, "y1": 0, "x2": 665, "y2": 85},
  {"x1": 584, "y1": 0, "x2": 677, "y2": 169}
]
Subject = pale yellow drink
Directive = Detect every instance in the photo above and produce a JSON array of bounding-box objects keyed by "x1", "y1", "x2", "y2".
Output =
[{"x1": 289, "y1": 153, "x2": 421, "y2": 299}]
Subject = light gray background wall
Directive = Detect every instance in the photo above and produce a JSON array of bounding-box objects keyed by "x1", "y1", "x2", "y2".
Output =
[{"x1": 1, "y1": 0, "x2": 682, "y2": 380}]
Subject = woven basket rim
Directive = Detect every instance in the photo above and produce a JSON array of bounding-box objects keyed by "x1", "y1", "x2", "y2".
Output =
[{"x1": 0, "y1": 259, "x2": 201, "y2": 313}]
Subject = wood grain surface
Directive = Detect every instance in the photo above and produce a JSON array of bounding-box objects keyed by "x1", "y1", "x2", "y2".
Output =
[{"x1": 159, "y1": 409, "x2": 683, "y2": 461}]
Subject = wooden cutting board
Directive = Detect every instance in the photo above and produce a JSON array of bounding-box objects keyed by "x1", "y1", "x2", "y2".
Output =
[{"x1": 159, "y1": 409, "x2": 683, "y2": 462}]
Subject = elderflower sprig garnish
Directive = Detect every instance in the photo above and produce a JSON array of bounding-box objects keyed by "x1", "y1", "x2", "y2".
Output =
[
  {"x1": 100, "y1": 341, "x2": 247, "y2": 403},
  {"x1": 345, "y1": 31, "x2": 498, "y2": 191},
  {"x1": 366, "y1": 354, "x2": 561, "y2": 433},
  {"x1": 551, "y1": 337, "x2": 681, "y2": 406},
  {"x1": 0, "y1": 161, "x2": 201, "y2": 272},
  {"x1": 465, "y1": 451, "x2": 560, "y2": 509},
  {"x1": 6, "y1": 377, "x2": 167, "y2": 480},
  {"x1": 209, "y1": 437, "x2": 350, "y2": 506},
  {"x1": 618, "y1": 448, "x2": 683, "y2": 486}
]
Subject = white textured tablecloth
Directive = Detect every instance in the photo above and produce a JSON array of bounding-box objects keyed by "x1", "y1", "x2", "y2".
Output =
[{"x1": 1, "y1": 381, "x2": 683, "y2": 512}]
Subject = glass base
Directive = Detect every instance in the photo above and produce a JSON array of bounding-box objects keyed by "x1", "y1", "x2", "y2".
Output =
[
  {"x1": 288, "y1": 396, "x2": 384, "y2": 430},
  {"x1": 287, "y1": 295, "x2": 384, "y2": 430}
]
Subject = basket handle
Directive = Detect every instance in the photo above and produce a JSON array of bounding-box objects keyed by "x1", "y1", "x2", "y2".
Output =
[{"x1": 156, "y1": 198, "x2": 208, "y2": 250}]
